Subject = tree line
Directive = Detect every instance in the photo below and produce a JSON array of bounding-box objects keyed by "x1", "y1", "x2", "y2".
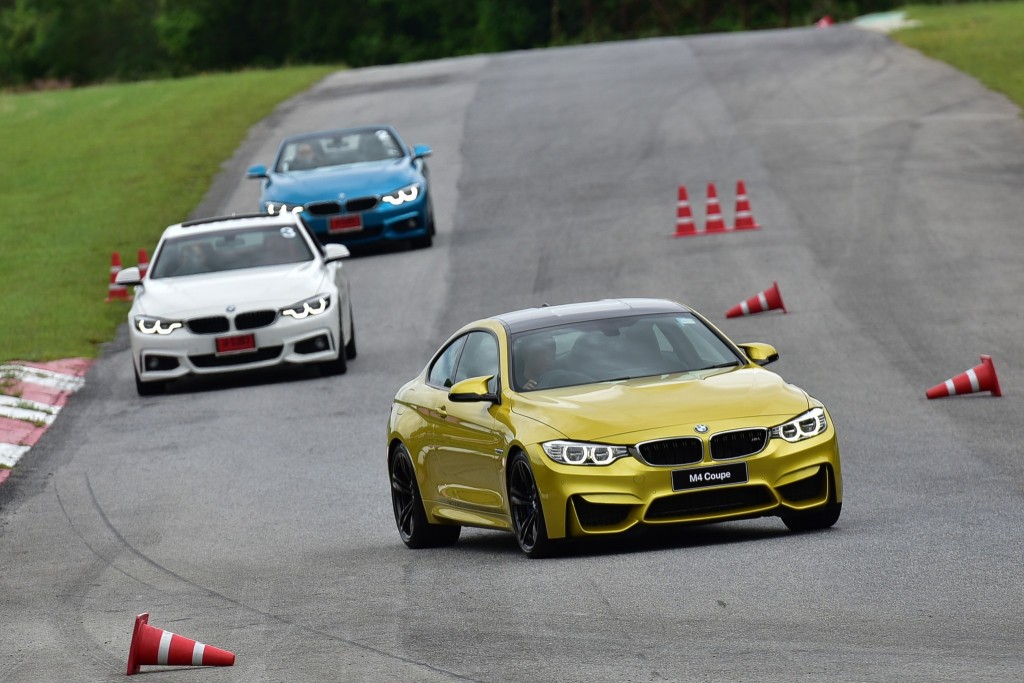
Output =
[{"x1": 1, "y1": 0, "x2": 919, "y2": 88}]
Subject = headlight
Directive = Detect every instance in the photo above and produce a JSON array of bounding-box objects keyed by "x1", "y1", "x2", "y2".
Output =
[
  {"x1": 265, "y1": 202, "x2": 304, "y2": 215},
  {"x1": 771, "y1": 407, "x2": 828, "y2": 443},
  {"x1": 542, "y1": 440, "x2": 630, "y2": 466},
  {"x1": 381, "y1": 183, "x2": 420, "y2": 206},
  {"x1": 134, "y1": 315, "x2": 183, "y2": 335},
  {"x1": 281, "y1": 294, "x2": 331, "y2": 320}
]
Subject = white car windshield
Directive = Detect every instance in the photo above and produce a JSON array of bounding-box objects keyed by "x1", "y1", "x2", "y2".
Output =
[
  {"x1": 149, "y1": 225, "x2": 313, "y2": 279},
  {"x1": 511, "y1": 313, "x2": 742, "y2": 392}
]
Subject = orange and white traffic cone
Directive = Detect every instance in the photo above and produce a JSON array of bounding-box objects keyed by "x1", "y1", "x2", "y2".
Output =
[
  {"x1": 725, "y1": 281, "x2": 786, "y2": 318},
  {"x1": 703, "y1": 183, "x2": 727, "y2": 234},
  {"x1": 672, "y1": 185, "x2": 698, "y2": 237},
  {"x1": 926, "y1": 355, "x2": 1002, "y2": 399},
  {"x1": 731, "y1": 180, "x2": 761, "y2": 231},
  {"x1": 127, "y1": 613, "x2": 235, "y2": 675},
  {"x1": 137, "y1": 248, "x2": 150, "y2": 279},
  {"x1": 104, "y1": 252, "x2": 131, "y2": 302}
]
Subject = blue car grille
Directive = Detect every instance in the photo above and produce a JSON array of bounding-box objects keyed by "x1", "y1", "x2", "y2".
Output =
[{"x1": 305, "y1": 196, "x2": 380, "y2": 215}]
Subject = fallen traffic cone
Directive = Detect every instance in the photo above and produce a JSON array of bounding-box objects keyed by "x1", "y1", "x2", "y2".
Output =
[
  {"x1": 104, "y1": 252, "x2": 131, "y2": 302},
  {"x1": 725, "y1": 281, "x2": 786, "y2": 318},
  {"x1": 926, "y1": 355, "x2": 1002, "y2": 399},
  {"x1": 137, "y1": 248, "x2": 149, "y2": 279},
  {"x1": 127, "y1": 613, "x2": 235, "y2": 675},
  {"x1": 672, "y1": 185, "x2": 698, "y2": 237},
  {"x1": 704, "y1": 183, "x2": 727, "y2": 234},
  {"x1": 731, "y1": 180, "x2": 761, "y2": 231}
]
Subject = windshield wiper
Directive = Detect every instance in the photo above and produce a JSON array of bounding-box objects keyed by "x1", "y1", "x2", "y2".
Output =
[{"x1": 698, "y1": 361, "x2": 741, "y2": 371}]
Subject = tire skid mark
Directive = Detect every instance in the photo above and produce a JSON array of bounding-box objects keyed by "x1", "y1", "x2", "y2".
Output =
[{"x1": 82, "y1": 474, "x2": 483, "y2": 681}]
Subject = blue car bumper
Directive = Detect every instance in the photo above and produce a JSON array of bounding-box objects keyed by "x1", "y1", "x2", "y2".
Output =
[{"x1": 287, "y1": 194, "x2": 432, "y2": 246}]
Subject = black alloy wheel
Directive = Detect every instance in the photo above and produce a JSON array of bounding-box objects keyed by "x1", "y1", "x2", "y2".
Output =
[
  {"x1": 390, "y1": 444, "x2": 460, "y2": 548},
  {"x1": 508, "y1": 451, "x2": 555, "y2": 558}
]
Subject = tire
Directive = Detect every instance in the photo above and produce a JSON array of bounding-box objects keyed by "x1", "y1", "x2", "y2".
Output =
[
  {"x1": 319, "y1": 310, "x2": 348, "y2": 376},
  {"x1": 390, "y1": 443, "x2": 461, "y2": 548},
  {"x1": 409, "y1": 204, "x2": 435, "y2": 249},
  {"x1": 134, "y1": 366, "x2": 165, "y2": 396},
  {"x1": 507, "y1": 451, "x2": 557, "y2": 558},
  {"x1": 781, "y1": 468, "x2": 842, "y2": 532},
  {"x1": 345, "y1": 311, "x2": 357, "y2": 360}
]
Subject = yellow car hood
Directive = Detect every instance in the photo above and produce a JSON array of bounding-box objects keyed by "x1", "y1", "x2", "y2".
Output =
[{"x1": 510, "y1": 368, "x2": 810, "y2": 442}]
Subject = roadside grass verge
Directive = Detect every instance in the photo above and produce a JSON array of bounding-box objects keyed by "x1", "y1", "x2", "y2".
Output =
[
  {"x1": 0, "y1": 66, "x2": 336, "y2": 363},
  {"x1": 893, "y1": 2, "x2": 1024, "y2": 110}
]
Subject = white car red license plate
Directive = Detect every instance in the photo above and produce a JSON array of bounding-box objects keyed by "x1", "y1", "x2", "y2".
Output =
[
  {"x1": 216, "y1": 333, "x2": 256, "y2": 355},
  {"x1": 329, "y1": 214, "x2": 363, "y2": 233}
]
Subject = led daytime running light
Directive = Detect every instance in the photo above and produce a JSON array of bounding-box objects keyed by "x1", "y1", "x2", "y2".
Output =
[
  {"x1": 266, "y1": 202, "x2": 304, "y2": 215},
  {"x1": 771, "y1": 407, "x2": 828, "y2": 443},
  {"x1": 281, "y1": 295, "x2": 330, "y2": 320},
  {"x1": 135, "y1": 317, "x2": 183, "y2": 335},
  {"x1": 382, "y1": 184, "x2": 420, "y2": 206},
  {"x1": 542, "y1": 440, "x2": 630, "y2": 466}
]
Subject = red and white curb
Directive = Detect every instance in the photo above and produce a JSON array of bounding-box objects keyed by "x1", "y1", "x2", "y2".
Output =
[{"x1": 0, "y1": 360, "x2": 91, "y2": 487}]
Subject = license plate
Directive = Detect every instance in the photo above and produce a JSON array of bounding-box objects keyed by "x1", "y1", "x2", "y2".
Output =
[
  {"x1": 672, "y1": 463, "x2": 748, "y2": 491},
  {"x1": 329, "y1": 214, "x2": 363, "y2": 233},
  {"x1": 216, "y1": 333, "x2": 256, "y2": 355}
]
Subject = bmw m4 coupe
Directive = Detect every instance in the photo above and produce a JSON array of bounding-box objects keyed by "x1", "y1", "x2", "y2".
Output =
[
  {"x1": 246, "y1": 125, "x2": 434, "y2": 249},
  {"x1": 387, "y1": 298, "x2": 842, "y2": 557},
  {"x1": 115, "y1": 212, "x2": 356, "y2": 395}
]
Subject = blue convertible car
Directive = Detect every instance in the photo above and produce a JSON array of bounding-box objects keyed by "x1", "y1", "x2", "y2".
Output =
[{"x1": 247, "y1": 126, "x2": 435, "y2": 249}]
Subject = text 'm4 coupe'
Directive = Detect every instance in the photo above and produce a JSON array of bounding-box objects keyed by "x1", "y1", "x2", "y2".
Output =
[
  {"x1": 387, "y1": 299, "x2": 842, "y2": 557},
  {"x1": 246, "y1": 125, "x2": 435, "y2": 249},
  {"x1": 116, "y1": 213, "x2": 356, "y2": 395}
]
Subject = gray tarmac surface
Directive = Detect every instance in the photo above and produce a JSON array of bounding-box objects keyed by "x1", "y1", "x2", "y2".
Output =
[{"x1": 2, "y1": 25, "x2": 1023, "y2": 682}]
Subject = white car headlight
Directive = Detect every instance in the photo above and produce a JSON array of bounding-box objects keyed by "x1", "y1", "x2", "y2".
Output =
[
  {"x1": 381, "y1": 183, "x2": 420, "y2": 206},
  {"x1": 771, "y1": 407, "x2": 828, "y2": 443},
  {"x1": 134, "y1": 315, "x2": 183, "y2": 335},
  {"x1": 542, "y1": 440, "x2": 630, "y2": 466},
  {"x1": 281, "y1": 294, "x2": 331, "y2": 320},
  {"x1": 265, "y1": 202, "x2": 305, "y2": 215}
]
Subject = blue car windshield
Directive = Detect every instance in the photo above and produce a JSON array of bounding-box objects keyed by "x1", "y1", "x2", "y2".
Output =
[
  {"x1": 149, "y1": 225, "x2": 313, "y2": 279},
  {"x1": 510, "y1": 313, "x2": 742, "y2": 392},
  {"x1": 275, "y1": 129, "x2": 403, "y2": 172}
]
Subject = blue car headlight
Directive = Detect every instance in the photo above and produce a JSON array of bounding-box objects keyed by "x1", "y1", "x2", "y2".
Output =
[
  {"x1": 135, "y1": 315, "x2": 183, "y2": 335},
  {"x1": 381, "y1": 183, "x2": 420, "y2": 206},
  {"x1": 281, "y1": 294, "x2": 331, "y2": 320},
  {"x1": 771, "y1": 407, "x2": 828, "y2": 443},
  {"x1": 265, "y1": 201, "x2": 305, "y2": 215},
  {"x1": 542, "y1": 440, "x2": 631, "y2": 466}
]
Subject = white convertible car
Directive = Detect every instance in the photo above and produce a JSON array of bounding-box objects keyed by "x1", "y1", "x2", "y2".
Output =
[{"x1": 115, "y1": 212, "x2": 356, "y2": 395}]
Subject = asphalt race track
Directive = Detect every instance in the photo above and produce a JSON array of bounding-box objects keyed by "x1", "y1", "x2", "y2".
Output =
[{"x1": 2, "y1": 25, "x2": 1023, "y2": 682}]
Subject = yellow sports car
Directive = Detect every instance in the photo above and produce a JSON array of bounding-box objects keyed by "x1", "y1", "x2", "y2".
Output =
[{"x1": 387, "y1": 298, "x2": 842, "y2": 557}]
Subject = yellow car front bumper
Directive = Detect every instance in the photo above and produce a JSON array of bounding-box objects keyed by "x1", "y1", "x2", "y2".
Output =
[{"x1": 527, "y1": 431, "x2": 842, "y2": 540}]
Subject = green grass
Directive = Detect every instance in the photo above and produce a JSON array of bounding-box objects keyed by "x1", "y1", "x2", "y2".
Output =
[
  {"x1": 893, "y1": 2, "x2": 1024, "y2": 108},
  {"x1": 1, "y1": 4, "x2": 1022, "y2": 364},
  {"x1": 0, "y1": 66, "x2": 336, "y2": 362}
]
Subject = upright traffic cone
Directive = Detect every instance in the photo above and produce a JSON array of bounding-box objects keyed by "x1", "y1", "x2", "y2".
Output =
[
  {"x1": 137, "y1": 248, "x2": 149, "y2": 279},
  {"x1": 104, "y1": 252, "x2": 131, "y2": 302},
  {"x1": 725, "y1": 281, "x2": 786, "y2": 318},
  {"x1": 703, "y1": 183, "x2": 727, "y2": 234},
  {"x1": 731, "y1": 180, "x2": 761, "y2": 231},
  {"x1": 672, "y1": 185, "x2": 698, "y2": 237},
  {"x1": 926, "y1": 355, "x2": 1002, "y2": 399},
  {"x1": 127, "y1": 613, "x2": 235, "y2": 675}
]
